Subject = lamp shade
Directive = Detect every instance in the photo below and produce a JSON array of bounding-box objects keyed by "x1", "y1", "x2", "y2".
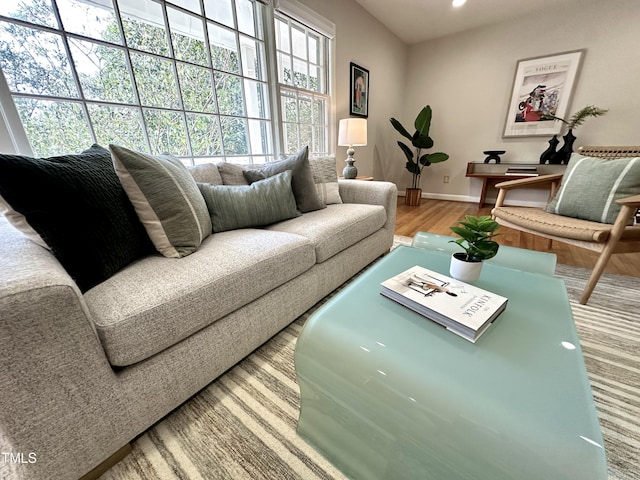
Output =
[{"x1": 338, "y1": 118, "x2": 367, "y2": 146}]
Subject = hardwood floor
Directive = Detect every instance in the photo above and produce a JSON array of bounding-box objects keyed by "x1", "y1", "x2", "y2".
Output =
[{"x1": 394, "y1": 198, "x2": 640, "y2": 278}]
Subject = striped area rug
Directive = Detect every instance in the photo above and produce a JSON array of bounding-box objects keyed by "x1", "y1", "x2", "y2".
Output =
[{"x1": 100, "y1": 251, "x2": 640, "y2": 480}]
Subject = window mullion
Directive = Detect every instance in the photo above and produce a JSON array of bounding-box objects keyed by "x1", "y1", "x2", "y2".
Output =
[
  {"x1": 0, "y1": 69, "x2": 32, "y2": 155},
  {"x1": 262, "y1": 5, "x2": 282, "y2": 157},
  {"x1": 51, "y1": 0, "x2": 97, "y2": 144},
  {"x1": 113, "y1": 0, "x2": 152, "y2": 153}
]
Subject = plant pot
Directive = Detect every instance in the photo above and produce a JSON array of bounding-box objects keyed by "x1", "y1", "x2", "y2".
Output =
[
  {"x1": 449, "y1": 252, "x2": 483, "y2": 282},
  {"x1": 550, "y1": 129, "x2": 576, "y2": 165},
  {"x1": 405, "y1": 188, "x2": 422, "y2": 206}
]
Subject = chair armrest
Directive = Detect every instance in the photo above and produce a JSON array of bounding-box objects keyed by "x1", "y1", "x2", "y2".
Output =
[
  {"x1": 494, "y1": 174, "x2": 564, "y2": 208},
  {"x1": 494, "y1": 173, "x2": 564, "y2": 190},
  {"x1": 616, "y1": 193, "x2": 640, "y2": 207}
]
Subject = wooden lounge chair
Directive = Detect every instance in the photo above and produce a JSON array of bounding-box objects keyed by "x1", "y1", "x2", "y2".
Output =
[{"x1": 492, "y1": 146, "x2": 640, "y2": 304}]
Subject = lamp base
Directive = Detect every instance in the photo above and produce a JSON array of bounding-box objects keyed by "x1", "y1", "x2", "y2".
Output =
[
  {"x1": 343, "y1": 159, "x2": 357, "y2": 179},
  {"x1": 343, "y1": 146, "x2": 358, "y2": 179}
]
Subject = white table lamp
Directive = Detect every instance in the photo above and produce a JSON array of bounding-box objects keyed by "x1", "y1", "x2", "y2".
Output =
[{"x1": 338, "y1": 118, "x2": 367, "y2": 179}]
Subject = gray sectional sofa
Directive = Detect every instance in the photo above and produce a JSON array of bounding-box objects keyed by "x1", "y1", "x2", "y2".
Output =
[{"x1": 0, "y1": 160, "x2": 397, "y2": 480}]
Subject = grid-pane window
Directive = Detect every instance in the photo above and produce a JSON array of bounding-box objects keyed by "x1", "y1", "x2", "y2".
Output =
[
  {"x1": 275, "y1": 13, "x2": 329, "y2": 156},
  {"x1": 0, "y1": 0, "x2": 273, "y2": 164}
]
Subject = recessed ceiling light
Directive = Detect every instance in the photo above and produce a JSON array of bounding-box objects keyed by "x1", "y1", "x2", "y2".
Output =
[{"x1": 452, "y1": 0, "x2": 467, "y2": 7}]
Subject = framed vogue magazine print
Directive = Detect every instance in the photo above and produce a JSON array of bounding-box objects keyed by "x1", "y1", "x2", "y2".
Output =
[
  {"x1": 503, "y1": 50, "x2": 585, "y2": 137},
  {"x1": 350, "y1": 62, "x2": 369, "y2": 117}
]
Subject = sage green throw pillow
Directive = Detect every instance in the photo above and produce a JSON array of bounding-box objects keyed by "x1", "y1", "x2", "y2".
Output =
[
  {"x1": 110, "y1": 144, "x2": 212, "y2": 258},
  {"x1": 545, "y1": 153, "x2": 640, "y2": 224},
  {"x1": 198, "y1": 170, "x2": 300, "y2": 232},
  {"x1": 243, "y1": 146, "x2": 325, "y2": 213}
]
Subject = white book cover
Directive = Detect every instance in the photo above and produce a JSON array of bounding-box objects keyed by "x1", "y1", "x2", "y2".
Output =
[{"x1": 380, "y1": 265, "x2": 508, "y2": 342}]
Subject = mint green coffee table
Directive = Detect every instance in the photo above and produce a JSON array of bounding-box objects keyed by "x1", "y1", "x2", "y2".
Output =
[
  {"x1": 412, "y1": 231, "x2": 557, "y2": 275},
  {"x1": 295, "y1": 245, "x2": 606, "y2": 480}
]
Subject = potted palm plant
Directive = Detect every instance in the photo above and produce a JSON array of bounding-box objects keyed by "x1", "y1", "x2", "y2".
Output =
[
  {"x1": 390, "y1": 105, "x2": 449, "y2": 206},
  {"x1": 449, "y1": 215, "x2": 500, "y2": 282},
  {"x1": 540, "y1": 105, "x2": 608, "y2": 164}
]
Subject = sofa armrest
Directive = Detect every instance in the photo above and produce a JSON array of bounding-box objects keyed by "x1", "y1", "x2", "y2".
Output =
[
  {"x1": 0, "y1": 218, "x2": 130, "y2": 479},
  {"x1": 338, "y1": 179, "x2": 398, "y2": 233}
]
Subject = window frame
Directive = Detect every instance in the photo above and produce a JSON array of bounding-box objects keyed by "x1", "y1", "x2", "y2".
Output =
[
  {"x1": 273, "y1": 10, "x2": 331, "y2": 157},
  {"x1": 0, "y1": 0, "x2": 335, "y2": 163}
]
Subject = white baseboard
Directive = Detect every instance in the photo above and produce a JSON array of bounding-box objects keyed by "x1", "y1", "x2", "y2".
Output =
[{"x1": 397, "y1": 191, "x2": 546, "y2": 208}]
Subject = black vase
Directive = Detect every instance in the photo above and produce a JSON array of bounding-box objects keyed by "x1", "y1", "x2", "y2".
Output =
[
  {"x1": 550, "y1": 129, "x2": 576, "y2": 165},
  {"x1": 539, "y1": 135, "x2": 559, "y2": 164}
]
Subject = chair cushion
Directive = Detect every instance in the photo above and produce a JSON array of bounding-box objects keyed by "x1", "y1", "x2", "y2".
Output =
[
  {"x1": 266, "y1": 203, "x2": 387, "y2": 262},
  {"x1": 110, "y1": 144, "x2": 212, "y2": 258},
  {"x1": 197, "y1": 170, "x2": 300, "y2": 232},
  {"x1": 309, "y1": 155, "x2": 342, "y2": 205},
  {"x1": 243, "y1": 146, "x2": 326, "y2": 213},
  {"x1": 545, "y1": 153, "x2": 640, "y2": 224},
  {"x1": 84, "y1": 229, "x2": 316, "y2": 366},
  {"x1": 0, "y1": 144, "x2": 153, "y2": 292}
]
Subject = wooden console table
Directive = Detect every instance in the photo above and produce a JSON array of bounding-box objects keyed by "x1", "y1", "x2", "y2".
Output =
[{"x1": 466, "y1": 162, "x2": 565, "y2": 207}]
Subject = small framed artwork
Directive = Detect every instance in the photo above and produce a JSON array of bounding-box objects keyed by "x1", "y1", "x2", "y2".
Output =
[
  {"x1": 503, "y1": 50, "x2": 585, "y2": 137},
  {"x1": 350, "y1": 62, "x2": 369, "y2": 118}
]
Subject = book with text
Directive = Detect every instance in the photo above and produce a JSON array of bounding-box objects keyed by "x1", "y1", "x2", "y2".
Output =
[{"x1": 380, "y1": 265, "x2": 508, "y2": 342}]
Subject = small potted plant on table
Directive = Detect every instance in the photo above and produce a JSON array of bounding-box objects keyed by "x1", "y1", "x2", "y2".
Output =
[{"x1": 449, "y1": 215, "x2": 500, "y2": 282}]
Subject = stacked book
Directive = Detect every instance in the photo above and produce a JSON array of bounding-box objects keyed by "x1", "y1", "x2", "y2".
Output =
[
  {"x1": 505, "y1": 166, "x2": 539, "y2": 176},
  {"x1": 380, "y1": 266, "x2": 508, "y2": 343}
]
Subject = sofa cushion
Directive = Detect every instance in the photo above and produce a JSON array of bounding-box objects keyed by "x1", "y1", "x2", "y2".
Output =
[
  {"x1": 84, "y1": 229, "x2": 315, "y2": 366},
  {"x1": 545, "y1": 153, "x2": 640, "y2": 224},
  {"x1": 266, "y1": 203, "x2": 387, "y2": 262},
  {"x1": 198, "y1": 170, "x2": 300, "y2": 232},
  {"x1": 0, "y1": 144, "x2": 153, "y2": 292},
  {"x1": 243, "y1": 146, "x2": 326, "y2": 213},
  {"x1": 110, "y1": 144, "x2": 212, "y2": 258}
]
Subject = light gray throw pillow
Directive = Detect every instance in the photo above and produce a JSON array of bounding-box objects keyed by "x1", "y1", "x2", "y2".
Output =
[
  {"x1": 110, "y1": 144, "x2": 212, "y2": 258},
  {"x1": 198, "y1": 170, "x2": 300, "y2": 232},
  {"x1": 309, "y1": 155, "x2": 342, "y2": 204},
  {"x1": 188, "y1": 163, "x2": 223, "y2": 185},
  {"x1": 243, "y1": 146, "x2": 325, "y2": 213},
  {"x1": 217, "y1": 162, "x2": 249, "y2": 185},
  {"x1": 545, "y1": 153, "x2": 640, "y2": 224}
]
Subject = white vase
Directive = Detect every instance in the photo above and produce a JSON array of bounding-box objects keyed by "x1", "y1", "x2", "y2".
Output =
[{"x1": 449, "y1": 252, "x2": 483, "y2": 282}]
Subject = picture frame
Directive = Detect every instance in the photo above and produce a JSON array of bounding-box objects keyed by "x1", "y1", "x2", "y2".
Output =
[
  {"x1": 350, "y1": 62, "x2": 369, "y2": 118},
  {"x1": 503, "y1": 50, "x2": 585, "y2": 138}
]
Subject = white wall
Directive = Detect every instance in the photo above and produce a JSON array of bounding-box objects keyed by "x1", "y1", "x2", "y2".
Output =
[
  {"x1": 402, "y1": 0, "x2": 640, "y2": 204},
  {"x1": 297, "y1": 0, "x2": 407, "y2": 179}
]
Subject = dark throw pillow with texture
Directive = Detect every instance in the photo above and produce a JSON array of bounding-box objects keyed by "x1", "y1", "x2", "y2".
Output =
[
  {"x1": 0, "y1": 144, "x2": 153, "y2": 292},
  {"x1": 243, "y1": 146, "x2": 325, "y2": 213},
  {"x1": 198, "y1": 170, "x2": 300, "y2": 232}
]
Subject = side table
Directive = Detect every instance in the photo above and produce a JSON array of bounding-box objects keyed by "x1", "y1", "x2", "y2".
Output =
[
  {"x1": 465, "y1": 162, "x2": 566, "y2": 207},
  {"x1": 339, "y1": 176, "x2": 374, "y2": 181}
]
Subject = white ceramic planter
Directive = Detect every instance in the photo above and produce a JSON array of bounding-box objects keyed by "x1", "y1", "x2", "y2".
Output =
[{"x1": 449, "y1": 252, "x2": 483, "y2": 282}]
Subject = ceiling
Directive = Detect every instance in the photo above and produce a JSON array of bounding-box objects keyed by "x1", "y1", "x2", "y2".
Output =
[{"x1": 352, "y1": 0, "x2": 586, "y2": 45}]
